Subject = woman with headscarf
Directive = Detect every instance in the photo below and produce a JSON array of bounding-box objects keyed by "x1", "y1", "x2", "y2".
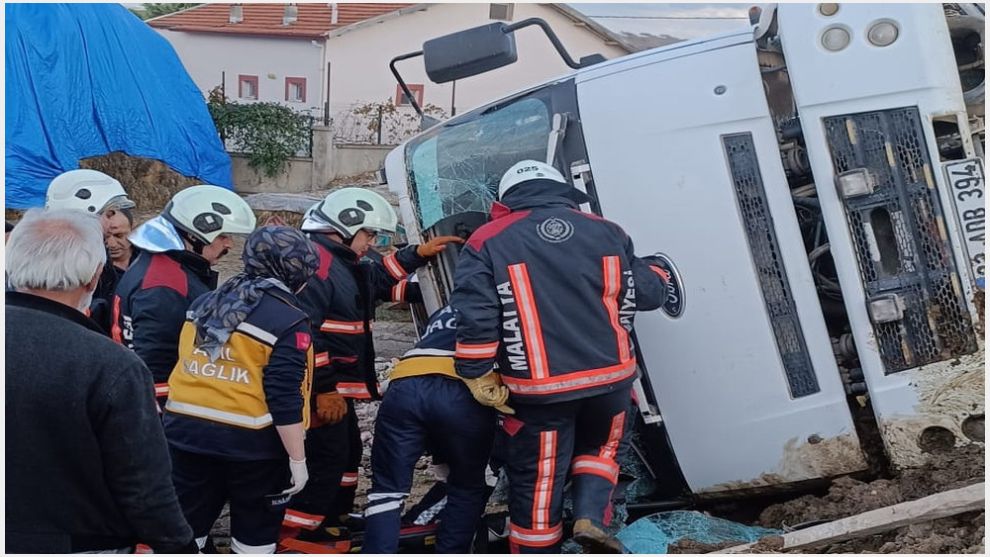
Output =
[{"x1": 163, "y1": 226, "x2": 321, "y2": 554}]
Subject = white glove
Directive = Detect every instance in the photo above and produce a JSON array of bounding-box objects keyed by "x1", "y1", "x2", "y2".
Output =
[{"x1": 281, "y1": 457, "x2": 309, "y2": 495}]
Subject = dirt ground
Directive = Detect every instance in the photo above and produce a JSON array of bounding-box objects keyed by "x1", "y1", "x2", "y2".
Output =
[{"x1": 750, "y1": 443, "x2": 986, "y2": 553}]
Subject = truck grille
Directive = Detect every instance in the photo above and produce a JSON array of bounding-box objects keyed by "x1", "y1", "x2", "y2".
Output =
[
  {"x1": 823, "y1": 108, "x2": 977, "y2": 374},
  {"x1": 724, "y1": 133, "x2": 821, "y2": 398}
]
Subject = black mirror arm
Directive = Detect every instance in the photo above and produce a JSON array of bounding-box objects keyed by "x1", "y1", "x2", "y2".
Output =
[
  {"x1": 503, "y1": 18, "x2": 589, "y2": 69},
  {"x1": 389, "y1": 51, "x2": 426, "y2": 117}
]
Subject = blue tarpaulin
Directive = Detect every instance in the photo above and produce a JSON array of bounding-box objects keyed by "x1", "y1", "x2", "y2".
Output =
[
  {"x1": 5, "y1": 3, "x2": 231, "y2": 209},
  {"x1": 617, "y1": 510, "x2": 782, "y2": 553}
]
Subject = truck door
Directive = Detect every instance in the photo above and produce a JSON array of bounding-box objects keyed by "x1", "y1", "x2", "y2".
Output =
[{"x1": 574, "y1": 32, "x2": 870, "y2": 494}]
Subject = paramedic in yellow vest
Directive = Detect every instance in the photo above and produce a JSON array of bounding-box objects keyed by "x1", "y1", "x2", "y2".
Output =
[{"x1": 164, "y1": 226, "x2": 320, "y2": 554}]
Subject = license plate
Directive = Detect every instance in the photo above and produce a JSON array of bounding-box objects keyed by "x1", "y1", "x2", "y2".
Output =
[{"x1": 944, "y1": 158, "x2": 985, "y2": 289}]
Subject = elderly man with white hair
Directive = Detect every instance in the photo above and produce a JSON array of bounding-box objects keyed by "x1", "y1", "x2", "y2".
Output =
[{"x1": 5, "y1": 209, "x2": 196, "y2": 554}]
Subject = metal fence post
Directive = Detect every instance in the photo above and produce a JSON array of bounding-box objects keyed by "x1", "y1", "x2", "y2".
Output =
[{"x1": 377, "y1": 105, "x2": 384, "y2": 145}]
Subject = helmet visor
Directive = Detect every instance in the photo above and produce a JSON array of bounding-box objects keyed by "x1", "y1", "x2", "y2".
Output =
[{"x1": 103, "y1": 194, "x2": 136, "y2": 212}]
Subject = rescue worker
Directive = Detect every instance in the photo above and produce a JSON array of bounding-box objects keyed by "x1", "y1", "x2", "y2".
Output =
[
  {"x1": 113, "y1": 185, "x2": 256, "y2": 405},
  {"x1": 45, "y1": 168, "x2": 136, "y2": 331},
  {"x1": 362, "y1": 305, "x2": 498, "y2": 553},
  {"x1": 164, "y1": 226, "x2": 319, "y2": 554},
  {"x1": 288, "y1": 188, "x2": 463, "y2": 540},
  {"x1": 451, "y1": 161, "x2": 671, "y2": 553}
]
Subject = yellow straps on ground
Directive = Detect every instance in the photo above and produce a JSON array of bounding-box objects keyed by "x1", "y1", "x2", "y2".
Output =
[{"x1": 388, "y1": 356, "x2": 459, "y2": 381}]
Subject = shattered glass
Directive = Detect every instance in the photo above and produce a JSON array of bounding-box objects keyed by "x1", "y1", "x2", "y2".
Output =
[
  {"x1": 407, "y1": 98, "x2": 551, "y2": 230},
  {"x1": 616, "y1": 510, "x2": 781, "y2": 553}
]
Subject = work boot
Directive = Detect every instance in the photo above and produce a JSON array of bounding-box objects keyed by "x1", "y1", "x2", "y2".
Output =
[{"x1": 572, "y1": 518, "x2": 626, "y2": 554}]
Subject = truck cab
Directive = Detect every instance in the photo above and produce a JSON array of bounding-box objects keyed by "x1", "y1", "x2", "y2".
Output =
[{"x1": 384, "y1": 3, "x2": 985, "y2": 499}]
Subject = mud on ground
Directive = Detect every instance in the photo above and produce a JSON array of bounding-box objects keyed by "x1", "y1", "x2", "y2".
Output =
[{"x1": 754, "y1": 443, "x2": 985, "y2": 553}]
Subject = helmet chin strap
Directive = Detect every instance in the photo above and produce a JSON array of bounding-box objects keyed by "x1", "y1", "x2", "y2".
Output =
[{"x1": 179, "y1": 230, "x2": 207, "y2": 255}]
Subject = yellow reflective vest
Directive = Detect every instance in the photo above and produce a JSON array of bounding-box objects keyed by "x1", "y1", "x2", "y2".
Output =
[{"x1": 166, "y1": 292, "x2": 313, "y2": 430}]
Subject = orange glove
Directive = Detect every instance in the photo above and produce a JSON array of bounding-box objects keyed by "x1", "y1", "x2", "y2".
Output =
[
  {"x1": 416, "y1": 235, "x2": 465, "y2": 258},
  {"x1": 315, "y1": 391, "x2": 348, "y2": 425}
]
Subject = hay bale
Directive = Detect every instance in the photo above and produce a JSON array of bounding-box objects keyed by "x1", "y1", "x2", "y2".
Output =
[
  {"x1": 6, "y1": 208, "x2": 25, "y2": 223},
  {"x1": 255, "y1": 210, "x2": 304, "y2": 229},
  {"x1": 80, "y1": 152, "x2": 201, "y2": 211}
]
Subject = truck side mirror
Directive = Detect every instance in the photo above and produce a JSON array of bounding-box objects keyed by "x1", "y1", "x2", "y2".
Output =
[{"x1": 424, "y1": 23, "x2": 518, "y2": 84}]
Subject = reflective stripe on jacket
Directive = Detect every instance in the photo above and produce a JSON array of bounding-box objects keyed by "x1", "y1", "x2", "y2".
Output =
[
  {"x1": 298, "y1": 234, "x2": 426, "y2": 400},
  {"x1": 451, "y1": 185, "x2": 669, "y2": 404}
]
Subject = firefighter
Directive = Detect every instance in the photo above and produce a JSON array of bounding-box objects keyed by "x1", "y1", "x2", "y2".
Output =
[
  {"x1": 451, "y1": 160, "x2": 671, "y2": 553},
  {"x1": 362, "y1": 305, "x2": 498, "y2": 553},
  {"x1": 288, "y1": 188, "x2": 463, "y2": 541},
  {"x1": 113, "y1": 185, "x2": 256, "y2": 406},
  {"x1": 44, "y1": 168, "x2": 136, "y2": 331},
  {"x1": 164, "y1": 226, "x2": 319, "y2": 554}
]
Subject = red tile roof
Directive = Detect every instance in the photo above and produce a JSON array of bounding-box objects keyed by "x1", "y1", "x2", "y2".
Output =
[{"x1": 148, "y1": 3, "x2": 414, "y2": 39}]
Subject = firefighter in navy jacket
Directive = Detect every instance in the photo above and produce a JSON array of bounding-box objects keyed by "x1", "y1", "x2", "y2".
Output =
[
  {"x1": 289, "y1": 187, "x2": 463, "y2": 539},
  {"x1": 113, "y1": 186, "x2": 256, "y2": 404},
  {"x1": 361, "y1": 305, "x2": 496, "y2": 553},
  {"x1": 451, "y1": 161, "x2": 671, "y2": 553},
  {"x1": 164, "y1": 226, "x2": 319, "y2": 554}
]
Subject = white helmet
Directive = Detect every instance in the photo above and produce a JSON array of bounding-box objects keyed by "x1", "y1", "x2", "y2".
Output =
[
  {"x1": 163, "y1": 185, "x2": 256, "y2": 244},
  {"x1": 301, "y1": 187, "x2": 397, "y2": 239},
  {"x1": 45, "y1": 169, "x2": 135, "y2": 214},
  {"x1": 497, "y1": 160, "x2": 568, "y2": 200}
]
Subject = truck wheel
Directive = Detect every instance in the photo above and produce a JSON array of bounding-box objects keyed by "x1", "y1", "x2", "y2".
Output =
[{"x1": 948, "y1": 15, "x2": 985, "y2": 114}]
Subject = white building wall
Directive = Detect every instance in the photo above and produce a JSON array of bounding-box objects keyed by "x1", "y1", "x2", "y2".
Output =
[
  {"x1": 155, "y1": 29, "x2": 325, "y2": 116},
  {"x1": 325, "y1": 4, "x2": 627, "y2": 120}
]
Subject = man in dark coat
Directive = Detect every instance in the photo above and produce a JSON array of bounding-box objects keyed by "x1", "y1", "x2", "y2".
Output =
[{"x1": 5, "y1": 208, "x2": 196, "y2": 554}]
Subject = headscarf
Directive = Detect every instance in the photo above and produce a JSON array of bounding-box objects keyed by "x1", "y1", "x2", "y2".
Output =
[{"x1": 189, "y1": 226, "x2": 319, "y2": 361}]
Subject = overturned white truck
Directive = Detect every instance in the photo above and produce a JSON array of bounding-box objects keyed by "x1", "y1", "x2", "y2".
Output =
[{"x1": 382, "y1": 3, "x2": 985, "y2": 501}]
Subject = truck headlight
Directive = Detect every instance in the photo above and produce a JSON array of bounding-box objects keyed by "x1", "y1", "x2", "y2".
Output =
[
  {"x1": 822, "y1": 26, "x2": 851, "y2": 51},
  {"x1": 818, "y1": 3, "x2": 840, "y2": 17},
  {"x1": 867, "y1": 21, "x2": 899, "y2": 47}
]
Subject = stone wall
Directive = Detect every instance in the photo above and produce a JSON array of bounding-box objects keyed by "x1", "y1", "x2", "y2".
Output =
[{"x1": 231, "y1": 125, "x2": 395, "y2": 193}]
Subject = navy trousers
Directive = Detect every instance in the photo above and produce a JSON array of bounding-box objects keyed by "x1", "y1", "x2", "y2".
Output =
[
  {"x1": 290, "y1": 398, "x2": 361, "y2": 525},
  {"x1": 362, "y1": 375, "x2": 495, "y2": 553},
  {"x1": 504, "y1": 387, "x2": 631, "y2": 553}
]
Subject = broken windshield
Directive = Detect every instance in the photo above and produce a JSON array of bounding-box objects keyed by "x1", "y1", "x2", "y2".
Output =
[{"x1": 406, "y1": 97, "x2": 551, "y2": 231}]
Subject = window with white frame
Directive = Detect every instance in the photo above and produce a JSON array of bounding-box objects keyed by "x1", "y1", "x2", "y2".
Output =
[
  {"x1": 285, "y1": 77, "x2": 306, "y2": 103},
  {"x1": 238, "y1": 75, "x2": 258, "y2": 100}
]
